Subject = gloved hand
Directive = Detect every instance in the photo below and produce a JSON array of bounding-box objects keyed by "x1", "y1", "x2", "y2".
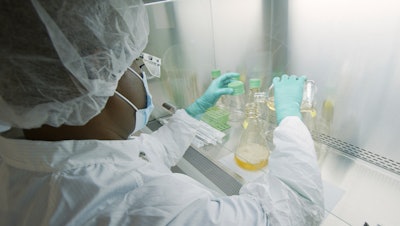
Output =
[
  {"x1": 273, "y1": 74, "x2": 306, "y2": 124},
  {"x1": 185, "y1": 72, "x2": 240, "y2": 118}
]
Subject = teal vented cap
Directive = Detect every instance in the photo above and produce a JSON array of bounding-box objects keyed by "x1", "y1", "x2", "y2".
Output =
[
  {"x1": 228, "y1": 81, "x2": 245, "y2": 95},
  {"x1": 231, "y1": 73, "x2": 240, "y2": 81},
  {"x1": 249, "y1": 78, "x2": 261, "y2": 89},
  {"x1": 211, "y1": 69, "x2": 221, "y2": 79}
]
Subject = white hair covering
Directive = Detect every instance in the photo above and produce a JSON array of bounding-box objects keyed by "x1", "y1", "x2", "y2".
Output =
[{"x1": 0, "y1": 0, "x2": 149, "y2": 129}]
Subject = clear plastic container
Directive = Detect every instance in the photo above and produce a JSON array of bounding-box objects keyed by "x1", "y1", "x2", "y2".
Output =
[
  {"x1": 235, "y1": 106, "x2": 270, "y2": 171},
  {"x1": 226, "y1": 80, "x2": 245, "y2": 122}
]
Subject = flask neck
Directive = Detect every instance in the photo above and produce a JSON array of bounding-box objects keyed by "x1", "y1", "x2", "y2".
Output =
[
  {"x1": 245, "y1": 104, "x2": 260, "y2": 119},
  {"x1": 249, "y1": 88, "x2": 260, "y2": 93}
]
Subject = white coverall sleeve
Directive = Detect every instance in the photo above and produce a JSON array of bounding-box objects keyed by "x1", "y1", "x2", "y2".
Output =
[
  {"x1": 137, "y1": 109, "x2": 201, "y2": 168},
  {"x1": 239, "y1": 116, "x2": 325, "y2": 225}
]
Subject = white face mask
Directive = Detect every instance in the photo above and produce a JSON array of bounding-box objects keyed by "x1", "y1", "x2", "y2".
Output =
[{"x1": 115, "y1": 67, "x2": 154, "y2": 135}]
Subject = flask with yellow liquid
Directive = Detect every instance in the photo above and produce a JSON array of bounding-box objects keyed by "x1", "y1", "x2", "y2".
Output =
[
  {"x1": 234, "y1": 104, "x2": 270, "y2": 171},
  {"x1": 266, "y1": 79, "x2": 317, "y2": 117}
]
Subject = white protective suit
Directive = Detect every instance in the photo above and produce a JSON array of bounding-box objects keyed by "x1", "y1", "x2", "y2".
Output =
[{"x1": 0, "y1": 111, "x2": 324, "y2": 226}]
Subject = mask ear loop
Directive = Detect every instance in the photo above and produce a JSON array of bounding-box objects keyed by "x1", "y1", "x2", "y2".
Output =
[
  {"x1": 127, "y1": 66, "x2": 144, "y2": 80},
  {"x1": 114, "y1": 91, "x2": 139, "y2": 111}
]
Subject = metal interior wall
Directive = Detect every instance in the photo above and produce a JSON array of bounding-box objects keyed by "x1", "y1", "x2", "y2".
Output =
[
  {"x1": 144, "y1": 0, "x2": 277, "y2": 119},
  {"x1": 143, "y1": 0, "x2": 215, "y2": 119},
  {"x1": 211, "y1": 0, "x2": 289, "y2": 93},
  {"x1": 287, "y1": 0, "x2": 400, "y2": 163},
  {"x1": 144, "y1": 0, "x2": 400, "y2": 166}
]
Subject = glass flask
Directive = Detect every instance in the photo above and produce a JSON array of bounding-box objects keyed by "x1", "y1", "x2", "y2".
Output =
[
  {"x1": 226, "y1": 80, "x2": 245, "y2": 122},
  {"x1": 266, "y1": 79, "x2": 317, "y2": 117},
  {"x1": 234, "y1": 106, "x2": 270, "y2": 171}
]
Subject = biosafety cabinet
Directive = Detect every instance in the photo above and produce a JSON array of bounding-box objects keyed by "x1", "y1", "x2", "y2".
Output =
[{"x1": 142, "y1": 0, "x2": 400, "y2": 225}]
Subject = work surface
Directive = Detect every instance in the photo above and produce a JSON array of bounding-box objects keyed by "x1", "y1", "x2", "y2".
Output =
[{"x1": 147, "y1": 119, "x2": 400, "y2": 226}]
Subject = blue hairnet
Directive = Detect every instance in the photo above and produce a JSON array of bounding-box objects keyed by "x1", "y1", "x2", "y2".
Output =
[{"x1": 0, "y1": 0, "x2": 149, "y2": 129}]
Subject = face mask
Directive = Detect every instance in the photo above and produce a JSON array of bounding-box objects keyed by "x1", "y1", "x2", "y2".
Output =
[{"x1": 115, "y1": 67, "x2": 154, "y2": 135}]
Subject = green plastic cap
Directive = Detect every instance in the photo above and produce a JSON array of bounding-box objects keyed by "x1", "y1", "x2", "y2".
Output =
[
  {"x1": 211, "y1": 69, "x2": 221, "y2": 79},
  {"x1": 228, "y1": 81, "x2": 245, "y2": 95},
  {"x1": 249, "y1": 78, "x2": 261, "y2": 89},
  {"x1": 231, "y1": 74, "x2": 240, "y2": 81}
]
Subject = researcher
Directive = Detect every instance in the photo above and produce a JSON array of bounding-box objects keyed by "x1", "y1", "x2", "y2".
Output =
[{"x1": 0, "y1": 0, "x2": 324, "y2": 225}]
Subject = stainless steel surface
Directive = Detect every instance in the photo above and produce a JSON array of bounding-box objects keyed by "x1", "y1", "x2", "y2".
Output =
[
  {"x1": 144, "y1": 0, "x2": 213, "y2": 119},
  {"x1": 287, "y1": 0, "x2": 400, "y2": 163},
  {"x1": 315, "y1": 132, "x2": 400, "y2": 175},
  {"x1": 212, "y1": 0, "x2": 289, "y2": 92},
  {"x1": 318, "y1": 144, "x2": 400, "y2": 226},
  {"x1": 143, "y1": 0, "x2": 167, "y2": 4},
  {"x1": 143, "y1": 0, "x2": 280, "y2": 119}
]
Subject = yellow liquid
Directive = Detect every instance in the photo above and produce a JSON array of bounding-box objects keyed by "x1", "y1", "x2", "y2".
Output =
[
  {"x1": 235, "y1": 156, "x2": 268, "y2": 171},
  {"x1": 266, "y1": 98, "x2": 317, "y2": 118},
  {"x1": 235, "y1": 143, "x2": 269, "y2": 171},
  {"x1": 266, "y1": 98, "x2": 276, "y2": 111}
]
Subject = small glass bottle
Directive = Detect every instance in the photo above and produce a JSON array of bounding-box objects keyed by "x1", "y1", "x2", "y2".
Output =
[
  {"x1": 243, "y1": 78, "x2": 263, "y2": 128},
  {"x1": 211, "y1": 69, "x2": 221, "y2": 80},
  {"x1": 247, "y1": 78, "x2": 261, "y2": 103},
  {"x1": 235, "y1": 106, "x2": 270, "y2": 171},
  {"x1": 227, "y1": 80, "x2": 245, "y2": 122},
  {"x1": 266, "y1": 79, "x2": 317, "y2": 117}
]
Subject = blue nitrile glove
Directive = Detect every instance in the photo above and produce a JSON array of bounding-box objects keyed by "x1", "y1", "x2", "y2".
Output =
[
  {"x1": 273, "y1": 74, "x2": 306, "y2": 124},
  {"x1": 185, "y1": 72, "x2": 240, "y2": 118}
]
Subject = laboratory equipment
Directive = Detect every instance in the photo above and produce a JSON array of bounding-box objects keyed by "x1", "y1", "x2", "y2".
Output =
[
  {"x1": 143, "y1": 1, "x2": 400, "y2": 224},
  {"x1": 185, "y1": 73, "x2": 239, "y2": 118},
  {"x1": 267, "y1": 79, "x2": 317, "y2": 117},
  {"x1": 200, "y1": 70, "x2": 233, "y2": 131},
  {"x1": 201, "y1": 106, "x2": 230, "y2": 131},
  {"x1": 246, "y1": 78, "x2": 261, "y2": 103},
  {"x1": 191, "y1": 119, "x2": 226, "y2": 148},
  {"x1": 254, "y1": 91, "x2": 268, "y2": 121},
  {"x1": 234, "y1": 104, "x2": 270, "y2": 171},
  {"x1": 160, "y1": 102, "x2": 226, "y2": 148},
  {"x1": 243, "y1": 78, "x2": 267, "y2": 128},
  {"x1": 211, "y1": 69, "x2": 221, "y2": 80},
  {"x1": 226, "y1": 80, "x2": 245, "y2": 122}
]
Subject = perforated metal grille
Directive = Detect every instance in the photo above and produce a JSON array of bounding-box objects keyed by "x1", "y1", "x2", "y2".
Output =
[
  {"x1": 183, "y1": 147, "x2": 242, "y2": 195},
  {"x1": 313, "y1": 132, "x2": 400, "y2": 176}
]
